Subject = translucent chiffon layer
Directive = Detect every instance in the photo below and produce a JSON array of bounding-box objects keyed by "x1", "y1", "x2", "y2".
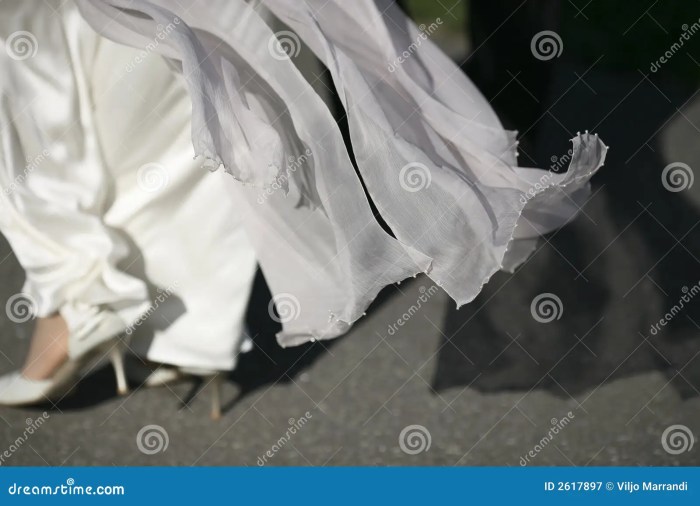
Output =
[{"x1": 75, "y1": 0, "x2": 608, "y2": 347}]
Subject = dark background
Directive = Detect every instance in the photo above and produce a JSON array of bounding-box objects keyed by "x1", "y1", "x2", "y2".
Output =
[{"x1": 1, "y1": 0, "x2": 699, "y2": 465}]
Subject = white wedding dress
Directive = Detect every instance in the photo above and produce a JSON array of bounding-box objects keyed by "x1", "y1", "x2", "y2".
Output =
[
  {"x1": 0, "y1": 1, "x2": 257, "y2": 370},
  {"x1": 4, "y1": 0, "x2": 608, "y2": 352}
]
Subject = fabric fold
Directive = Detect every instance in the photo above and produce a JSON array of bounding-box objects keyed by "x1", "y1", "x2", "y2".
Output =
[
  {"x1": 261, "y1": 0, "x2": 608, "y2": 305},
  {"x1": 76, "y1": 0, "x2": 430, "y2": 345},
  {"x1": 0, "y1": 12, "x2": 150, "y2": 336},
  {"x1": 75, "y1": 0, "x2": 607, "y2": 344}
]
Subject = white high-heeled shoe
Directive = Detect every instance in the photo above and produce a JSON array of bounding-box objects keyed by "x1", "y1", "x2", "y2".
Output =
[
  {"x1": 0, "y1": 311, "x2": 129, "y2": 406},
  {"x1": 125, "y1": 360, "x2": 223, "y2": 420},
  {"x1": 181, "y1": 367, "x2": 223, "y2": 421},
  {"x1": 123, "y1": 333, "x2": 254, "y2": 420}
]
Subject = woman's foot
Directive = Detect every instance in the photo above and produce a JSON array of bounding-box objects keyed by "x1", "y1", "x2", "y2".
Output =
[
  {"x1": 0, "y1": 310, "x2": 129, "y2": 406},
  {"x1": 124, "y1": 357, "x2": 223, "y2": 420},
  {"x1": 21, "y1": 314, "x2": 69, "y2": 380},
  {"x1": 124, "y1": 356, "x2": 186, "y2": 388}
]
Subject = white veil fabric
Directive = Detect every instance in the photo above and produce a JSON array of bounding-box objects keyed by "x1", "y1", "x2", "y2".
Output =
[{"x1": 74, "y1": 0, "x2": 608, "y2": 347}]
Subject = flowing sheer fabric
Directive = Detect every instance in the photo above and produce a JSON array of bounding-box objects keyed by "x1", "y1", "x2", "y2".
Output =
[{"x1": 75, "y1": 0, "x2": 607, "y2": 346}]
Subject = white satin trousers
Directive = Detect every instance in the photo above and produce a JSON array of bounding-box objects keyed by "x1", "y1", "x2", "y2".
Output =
[{"x1": 0, "y1": 3, "x2": 257, "y2": 370}]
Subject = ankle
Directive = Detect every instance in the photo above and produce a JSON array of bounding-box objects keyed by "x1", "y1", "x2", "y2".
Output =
[{"x1": 21, "y1": 314, "x2": 69, "y2": 381}]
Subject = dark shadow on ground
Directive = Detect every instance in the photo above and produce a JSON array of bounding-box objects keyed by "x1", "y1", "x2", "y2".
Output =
[
  {"x1": 226, "y1": 270, "x2": 406, "y2": 413},
  {"x1": 433, "y1": 1, "x2": 700, "y2": 399}
]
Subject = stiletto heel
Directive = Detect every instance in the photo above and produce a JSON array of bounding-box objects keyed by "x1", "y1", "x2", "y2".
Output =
[
  {"x1": 109, "y1": 343, "x2": 129, "y2": 396},
  {"x1": 209, "y1": 374, "x2": 222, "y2": 421},
  {"x1": 0, "y1": 311, "x2": 129, "y2": 406},
  {"x1": 179, "y1": 367, "x2": 224, "y2": 420}
]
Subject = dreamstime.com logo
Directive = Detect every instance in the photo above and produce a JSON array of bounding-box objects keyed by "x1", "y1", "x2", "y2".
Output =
[
  {"x1": 650, "y1": 18, "x2": 700, "y2": 73},
  {"x1": 399, "y1": 424, "x2": 431, "y2": 455},
  {"x1": 399, "y1": 162, "x2": 431, "y2": 192},
  {"x1": 3, "y1": 148, "x2": 50, "y2": 197},
  {"x1": 125, "y1": 17, "x2": 180, "y2": 72},
  {"x1": 550, "y1": 149, "x2": 573, "y2": 172},
  {"x1": 137, "y1": 162, "x2": 170, "y2": 193},
  {"x1": 5, "y1": 293, "x2": 38, "y2": 324},
  {"x1": 125, "y1": 283, "x2": 179, "y2": 336},
  {"x1": 530, "y1": 293, "x2": 563, "y2": 323},
  {"x1": 7, "y1": 478, "x2": 124, "y2": 496},
  {"x1": 136, "y1": 424, "x2": 169, "y2": 455},
  {"x1": 268, "y1": 31, "x2": 301, "y2": 61},
  {"x1": 257, "y1": 149, "x2": 313, "y2": 204},
  {"x1": 661, "y1": 424, "x2": 695, "y2": 455},
  {"x1": 519, "y1": 149, "x2": 573, "y2": 205},
  {"x1": 387, "y1": 18, "x2": 443, "y2": 72},
  {"x1": 268, "y1": 293, "x2": 301, "y2": 324},
  {"x1": 519, "y1": 411, "x2": 576, "y2": 465},
  {"x1": 0, "y1": 412, "x2": 50, "y2": 466},
  {"x1": 257, "y1": 411, "x2": 313, "y2": 465},
  {"x1": 5, "y1": 31, "x2": 38, "y2": 60},
  {"x1": 661, "y1": 162, "x2": 693, "y2": 192},
  {"x1": 530, "y1": 30, "x2": 563, "y2": 61},
  {"x1": 649, "y1": 281, "x2": 700, "y2": 335},
  {"x1": 386, "y1": 284, "x2": 440, "y2": 336}
]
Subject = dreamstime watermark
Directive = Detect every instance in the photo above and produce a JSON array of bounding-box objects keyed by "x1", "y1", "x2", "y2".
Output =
[
  {"x1": 257, "y1": 149, "x2": 313, "y2": 204},
  {"x1": 125, "y1": 283, "x2": 179, "y2": 336},
  {"x1": 530, "y1": 30, "x2": 563, "y2": 61},
  {"x1": 136, "y1": 162, "x2": 170, "y2": 193},
  {"x1": 550, "y1": 148, "x2": 573, "y2": 173},
  {"x1": 268, "y1": 30, "x2": 301, "y2": 61},
  {"x1": 136, "y1": 424, "x2": 169, "y2": 455},
  {"x1": 649, "y1": 282, "x2": 700, "y2": 335},
  {"x1": 661, "y1": 162, "x2": 693, "y2": 192},
  {"x1": 519, "y1": 411, "x2": 575, "y2": 465},
  {"x1": 399, "y1": 162, "x2": 431, "y2": 192},
  {"x1": 387, "y1": 18, "x2": 443, "y2": 72},
  {"x1": 3, "y1": 149, "x2": 50, "y2": 197},
  {"x1": 5, "y1": 293, "x2": 38, "y2": 324},
  {"x1": 387, "y1": 284, "x2": 440, "y2": 336},
  {"x1": 530, "y1": 293, "x2": 563, "y2": 323},
  {"x1": 520, "y1": 172, "x2": 554, "y2": 205},
  {"x1": 7, "y1": 478, "x2": 124, "y2": 496},
  {"x1": 268, "y1": 293, "x2": 301, "y2": 324},
  {"x1": 661, "y1": 424, "x2": 695, "y2": 455},
  {"x1": 257, "y1": 411, "x2": 313, "y2": 465},
  {"x1": 5, "y1": 31, "x2": 38, "y2": 60},
  {"x1": 518, "y1": 149, "x2": 572, "y2": 205},
  {"x1": 650, "y1": 18, "x2": 700, "y2": 73},
  {"x1": 0, "y1": 412, "x2": 50, "y2": 465},
  {"x1": 125, "y1": 18, "x2": 180, "y2": 72},
  {"x1": 399, "y1": 424, "x2": 431, "y2": 455}
]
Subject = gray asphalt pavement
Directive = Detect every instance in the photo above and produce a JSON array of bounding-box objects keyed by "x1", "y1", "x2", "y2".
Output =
[
  {"x1": 0, "y1": 265, "x2": 698, "y2": 466},
  {"x1": 2, "y1": 4, "x2": 700, "y2": 466}
]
